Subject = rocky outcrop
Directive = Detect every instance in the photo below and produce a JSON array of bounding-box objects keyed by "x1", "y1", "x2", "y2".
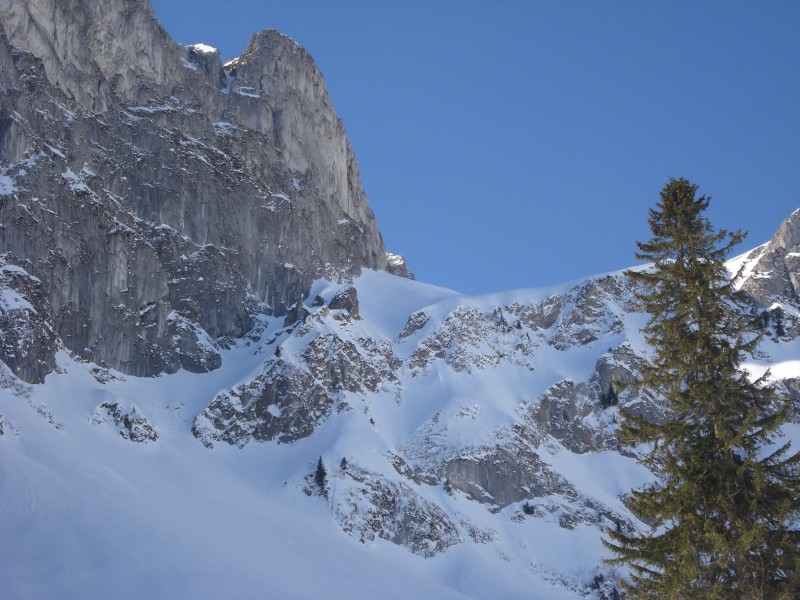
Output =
[
  {"x1": 328, "y1": 286, "x2": 360, "y2": 318},
  {"x1": 193, "y1": 303, "x2": 400, "y2": 447},
  {"x1": 91, "y1": 401, "x2": 158, "y2": 442},
  {"x1": 740, "y1": 209, "x2": 800, "y2": 308},
  {"x1": 437, "y1": 442, "x2": 572, "y2": 507},
  {"x1": 0, "y1": 0, "x2": 393, "y2": 380},
  {"x1": 0, "y1": 256, "x2": 57, "y2": 383},
  {"x1": 386, "y1": 252, "x2": 414, "y2": 279},
  {"x1": 329, "y1": 462, "x2": 460, "y2": 558},
  {"x1": 548, "y1": 276, "x2": 628, "y2": 350}
]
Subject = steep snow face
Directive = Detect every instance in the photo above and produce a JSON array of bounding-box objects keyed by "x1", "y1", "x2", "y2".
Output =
[{"x1": 4, "y1": 237, "x2": 798, "y2": 599}]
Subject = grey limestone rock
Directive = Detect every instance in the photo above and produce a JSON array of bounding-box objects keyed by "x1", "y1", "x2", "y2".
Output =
[
  {"x1": 740, "y1": 209, "x2": 800, "y2": 308},
  {"x1": 328, "y1": 286, "x2": 360, "y2": 319},
  {"x1": 282, "y1": 296, "x2": 310, "y2": 328},
  {"x1": 518, "y1": 380, "x2": 607, "y2": 454},
  {"x1": 386, "y1": 252, "x2": 414, "y2": 280},
  {"x1": 91, "y1": 401, "x2": 158, "y2": 442},
  {"x1": 549, "y1": 275, "x2": 628, "y2": 351},
  {"x1": 437, "y1": 442, "x2": 572, "y2": 508},
  {"x1": 329, "y1": 463, "x2": 460, "y2": 558},
  {"x1": 0, "y1": 0, "x2": 183, "y2": 112},
  {"x1": 193, "y1": 310, "x2": 400, "y2": 447},
  {"x1": 397, "y1": 310, "x2": 432, "y2": 342},
  {"x1": 0, "y1": 255, "x2": 57, "y2": 384},
  {"x1": 407, "y1": 305, "x2": 538, "y2": 375},
  {"x1": 0, "y1": 0, "x2": 392, "y2": 380}
]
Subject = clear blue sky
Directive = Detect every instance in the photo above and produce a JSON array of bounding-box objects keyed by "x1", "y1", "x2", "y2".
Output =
[{"x1": 150, "y1": 0, "x2": 800, "y2": 294}]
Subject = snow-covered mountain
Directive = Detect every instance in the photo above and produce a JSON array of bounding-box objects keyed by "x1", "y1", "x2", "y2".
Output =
[
  {"x1": 1, "y1": 1, "x2": 799, "y2": 598},
  {"x1": 3, "y1": 229, "x2": 799, "y2": 598}
]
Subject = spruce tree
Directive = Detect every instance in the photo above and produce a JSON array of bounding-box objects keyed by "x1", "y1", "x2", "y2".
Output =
[
  {"x1": 605, "y1": 178, "x2": 800, "y2": 598},
  {"x1": 315, "y1": 456, "x2": 327, "y2": 493}
]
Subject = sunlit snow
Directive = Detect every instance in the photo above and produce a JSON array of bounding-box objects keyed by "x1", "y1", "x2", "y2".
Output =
[{"x1": 1, "y1": 268, "x2": 796, "y2": 599}]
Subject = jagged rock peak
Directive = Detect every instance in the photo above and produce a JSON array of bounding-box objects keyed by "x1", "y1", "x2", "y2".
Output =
[
  {"x1": 769, "y1": 208, "x2": 800, "y2": 253},
  {"x1": 226, "y1": 27, "x2": 380, "y2": 227},
  {"x1": 740, "y1": 208, "x2": 800, "y2": 307},
  {"x1": 239, "y1": 28, "x2": 307, "y2": 59},
  {"x1": 0, "y1": 0, "x2": 395, "y2": 380}
]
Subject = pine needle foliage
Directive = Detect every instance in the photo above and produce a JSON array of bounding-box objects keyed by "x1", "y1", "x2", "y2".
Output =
[{"x1": 605, "y1": 178, "x2": 800, "y2": 599}]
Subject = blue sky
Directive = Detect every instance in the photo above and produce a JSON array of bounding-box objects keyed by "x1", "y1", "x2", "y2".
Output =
[{"x1": 150, "y1": 0, "x2": 800, "y2": 294}]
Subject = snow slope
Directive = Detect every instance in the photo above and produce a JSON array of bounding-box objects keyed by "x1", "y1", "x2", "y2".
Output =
[{"x1": 1, "y1": 266, "x2": 797, "y2": 599}]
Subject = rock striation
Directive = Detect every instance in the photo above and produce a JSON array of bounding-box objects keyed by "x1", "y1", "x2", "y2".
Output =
[{"x1": 0, "y1": 0, "x2": 394, "y2": 380}]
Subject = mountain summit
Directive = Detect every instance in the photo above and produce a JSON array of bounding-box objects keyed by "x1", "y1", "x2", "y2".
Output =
[{"x1": 0, "y1": 0, "x2": 393, "y2": 379}]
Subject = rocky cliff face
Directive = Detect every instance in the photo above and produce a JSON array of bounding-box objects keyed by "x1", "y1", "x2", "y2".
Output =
[{"x1": 0, "y1": 0, "x2": 390, "y2": 381}]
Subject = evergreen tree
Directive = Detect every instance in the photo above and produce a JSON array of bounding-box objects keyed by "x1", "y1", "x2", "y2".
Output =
[
  {"x1": 600, "y1": 382, "x2": 619, "y2": 408},
  {"x1": 605, "y1": 178, "x2": 800, "y2": 598},
  {"x1": 774, "y1": 306, "x2": 786, "y2": 339},
  {"x1": 315, "y1": 456, "x2": 327, "y2": 493}
]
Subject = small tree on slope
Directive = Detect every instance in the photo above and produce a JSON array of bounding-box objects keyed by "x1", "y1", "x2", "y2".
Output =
[
  {"x1": 315, "y1": 456, "x2": 327, "y2": 495},
  {"x1": 605, "y1": 178, "x2": 800, "y2": 598}
]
